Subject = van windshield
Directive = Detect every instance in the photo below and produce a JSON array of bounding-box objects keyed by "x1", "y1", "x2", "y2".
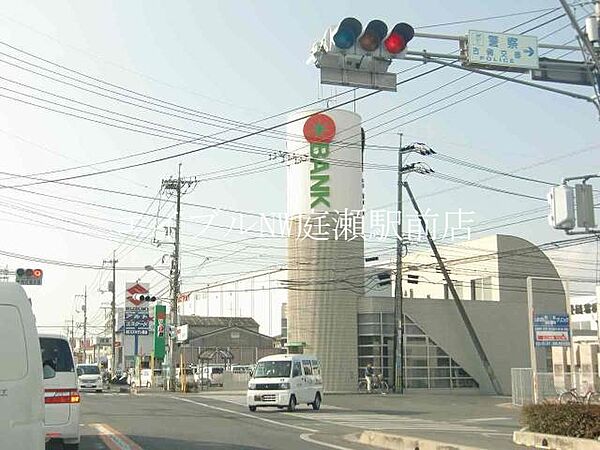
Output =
[
  {"x1": 78, "y1": 365, "x2": 100, "y2": 375},
  {"x1": 40, "y1": 337, "x2": 74, "y2": 372},
  {"x1": 254, "y1": 361, "x2": 291, "y2": 378}
]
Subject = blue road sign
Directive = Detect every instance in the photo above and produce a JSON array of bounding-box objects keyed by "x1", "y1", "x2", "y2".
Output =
[{"x1": 124, "y1": 306, "x2": 150, "y2": 336}]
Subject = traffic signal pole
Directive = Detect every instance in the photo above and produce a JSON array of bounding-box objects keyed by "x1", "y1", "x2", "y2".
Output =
[{"x1": 392, "y1": 133, "x2": 404, "y2": 394}]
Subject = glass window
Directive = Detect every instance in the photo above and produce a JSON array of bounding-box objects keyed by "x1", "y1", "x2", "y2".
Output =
[
  {"x1": 406, "y1": 336, "x2": 427, "y2": 345},
  {"x1": 291, "y1": 361, "x2": 302, "y2": 377},
  {"x1": 406, "y1": 357, "x2": 427, "y2": 367},
  {"x1": 429, "y1": 356, "x2": 450, "y2": 367},
  {"x1": 404, "y1": 324, "x2": 425, "y2": 335},
  {"x1": 453, "y1": 378, "x2": 479, "y2": 388},
  {"x1": 358, "y1": 324, "x2": 381, "y2": 335},
  {"x1": 430, "y1": 368, "x2": 450, "y2": 378},
  {"x1": 405, "y1": 346, "x2": 427, "y2": 357},
  {"x1": 311, "y1": 360, "x2": 320, "y2": 376},
  {"x1": 429, "y1": 346, "x2": 449, "y2": 357},
  {"x1": 302, "y1": 360, "x2": 312, "y2": 376},
  {"x1": 406, "y1": 368, "x2": 428, "y2": 378},
  {"x1": 430, "y1": 378, "x2": 451, "y2": 388},
  {"x1": 254, "y1": 360, "x2": 292, "y2": 378},
  {"x1": 78, "y1": 365, "x2": 100, "y2": 375},
  {"x1": 406, "y1": 378, "x2": 428, "y2": 388},
  {"x1": 358, "y1": 313, "x2": 381, "y2": 323},
  {"x1": 40, "y1": 337, "x2": 74, "y2": 372},
  {"x1": 0, "y1": 305, "x2": 27, "y2": 381}
]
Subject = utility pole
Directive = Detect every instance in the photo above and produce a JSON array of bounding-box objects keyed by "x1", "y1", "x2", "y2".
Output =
[
  {"x1": 83, "y1": 286, "x2": 87, "y2": 363},
  {"x1": 104, "y1": 252, "x2": 118, "y2": 376},
  {"x1": 393, "y1": 132, "x2": 404, "y2": 394},
  {"x1": 161, "y1": 164, "x2": 198, "y2": 391},
  {"x1": 403, "y1": 181, "x2": 503, "y2": 395}
]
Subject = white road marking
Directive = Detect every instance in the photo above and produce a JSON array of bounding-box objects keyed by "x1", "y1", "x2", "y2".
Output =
[
  {"x1": 171, "y1": 396, "x2": 318, "y2": 433},
  {"x1": 300, "y1": 433, "x2": 357, "y2": 450},
  {"x1": 292, "y1": 412, "x2": 498, "y2": 434},
  {"x1": 193, "y1": 394, "x2": 349, "y2": 410},
  {"x1": 461, "y1": 417, "x2": 513, "y2": 423}
]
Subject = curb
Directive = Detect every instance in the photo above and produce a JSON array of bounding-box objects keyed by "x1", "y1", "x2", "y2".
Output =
[
  {"x1": 513, "y1": 429, "x2": 600, "y2": 449},
  {"x1": 356, "y1": 430, "x2": 483, "y2": 450}
]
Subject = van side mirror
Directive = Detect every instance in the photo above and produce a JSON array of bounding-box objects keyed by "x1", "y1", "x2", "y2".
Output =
[
  {"x1": 77, "y1": 367, "x2": 83, "y2": 376},
  {"x1": 43, "y1": 363, "x2": 56, "y2": 380}
]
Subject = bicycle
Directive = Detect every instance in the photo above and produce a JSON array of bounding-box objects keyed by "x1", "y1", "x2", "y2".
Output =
[
  {"x1": 358, "y1": 373, "x2": 390, "y2": 394},
  {"x1": 558, "y1": 387, "x2": 600, "y2": 405}
]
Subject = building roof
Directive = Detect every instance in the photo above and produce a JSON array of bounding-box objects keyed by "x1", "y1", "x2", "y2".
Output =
[{"x1": 179, "y1": 315, "x2": 259, "y2": 329}]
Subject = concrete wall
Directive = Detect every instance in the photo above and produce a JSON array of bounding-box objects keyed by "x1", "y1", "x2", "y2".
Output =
[{"x1": 369, "y1": 235, "x2": 567, "y2": 395}]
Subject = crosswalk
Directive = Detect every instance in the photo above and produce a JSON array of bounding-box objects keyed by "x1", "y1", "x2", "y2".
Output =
[
  {"x1": 293, "y1": 412, "x2": 502, "y2": 434},
  {"x1": 201, "y1": 394, "x2": 511, "y2": 437}
]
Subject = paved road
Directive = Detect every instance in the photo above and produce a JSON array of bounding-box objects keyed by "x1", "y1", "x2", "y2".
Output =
[{"x1": 72, "y1": 391, "x2": 521, "y2": 450}]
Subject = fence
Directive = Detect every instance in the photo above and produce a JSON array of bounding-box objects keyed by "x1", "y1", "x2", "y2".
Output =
[{"x1": 511, "y1": 368, "x2": 599, "y2": 406}]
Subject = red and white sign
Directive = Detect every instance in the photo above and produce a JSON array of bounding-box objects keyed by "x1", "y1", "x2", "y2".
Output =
[
  {"x1": 535, "y1": 330, "x2": 570, "y2": 342},
  {"x1": 126, "y1": 282, "x2": 150, "y2": 307}
]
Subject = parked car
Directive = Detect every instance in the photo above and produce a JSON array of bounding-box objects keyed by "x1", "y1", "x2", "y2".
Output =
[
  {"x1": 197, "y1": 365, "x2": 224, "y2": 387},
  {"x1": 247, "y1": 354, "x2": 323, "y2": 412},
  {"x1": 77, "y1": 364, "x2": 105, "y2": 392},
  {"x1": 231, "y1": 365, "x2": 253, "y2": 374},
  {"x1": 130, "y1": 368, "x2": 159, "y2": 388},
  {"x1": 0, "y1": 283, "x2": 46, "y2": 450},
  {"x1": 176, "y1": 367, "x2": 198, "y2": 391},
  {"x1": 39, "y1": 333, "x2": 81, "y2": 449}
]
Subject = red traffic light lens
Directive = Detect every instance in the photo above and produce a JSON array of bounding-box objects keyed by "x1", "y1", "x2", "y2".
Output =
[
  {"x1": 384, "y1": 33, "x2": 407, "y2": 54},
  {"x1": 33, "y1": 269, "x2": 43, "y2": 278}
]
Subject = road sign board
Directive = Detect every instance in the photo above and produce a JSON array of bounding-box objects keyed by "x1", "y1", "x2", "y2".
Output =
[
  {"x1": 176, "y1": 324, "x2": 189, "y2": 343},
  {"x1": 533, "y1": 313, "x2": 570, "y2": 347},
  {"x1": 466, "y1": 30, "x2": 539, "y2": 70},
  {"x1": 124, "y1": 306, "x2": 150, "y2": 335}
]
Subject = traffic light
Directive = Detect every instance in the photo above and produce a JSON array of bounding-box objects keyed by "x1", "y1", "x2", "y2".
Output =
[
  {"x1": 310, "y1": 17, "x2": 415, "y2": 91},
  {"x1": 15, "y1": 268, "x2": 43, "y2": 285},
  {"x1": 332, "y1": 17, "x2": 362, "y2": 50},
  {"x1": 358, "y1": 20, "x2": 388, "y2": 52},
  {"x1": 548, "y1": 185, "x2": 575, "y2": 230},
  {"x1": 132, "y1": 293, "x2": 157, "y2": 303},
  {"x1": 384, "y1": 23, "x2": 415, "y2": 55}
]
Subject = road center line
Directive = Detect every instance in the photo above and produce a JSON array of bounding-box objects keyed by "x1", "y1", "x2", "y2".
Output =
[{"x1": 171, "y1": 396, "x2": 318, "y2": 433}]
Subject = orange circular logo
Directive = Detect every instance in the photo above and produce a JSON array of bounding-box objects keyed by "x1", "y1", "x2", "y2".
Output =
[{"x1": 303, "y1": 114, "x2": 336, "y2": 144}]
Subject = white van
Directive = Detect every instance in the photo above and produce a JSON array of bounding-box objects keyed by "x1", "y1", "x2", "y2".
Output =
[
  {"x1": 77, "y1": 363, "x2": 105, "y2": 392},
  {"x1": 0, "y1": 283, "x2": 45, "y2": 450},
  {"x1": 196, "y1": 365, "x2": 224, "y2": 387},
  {"x1": 247, "y1": 354, "x2": 323, "y2": 412},
  {"x1": 39, "y1": 334, "x2": 81, "y2": 449}
]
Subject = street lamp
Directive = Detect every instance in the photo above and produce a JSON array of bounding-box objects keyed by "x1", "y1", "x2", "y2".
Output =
[
  {"x1": 145, "y1": 265, "x2": 171, "y2": 280},
  {"x1": 392, "y1": 139, "x2": 435, "y2": 395}
]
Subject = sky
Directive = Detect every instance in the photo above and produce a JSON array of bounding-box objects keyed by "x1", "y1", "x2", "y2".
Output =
[{"x1": 0, "y1": 0, "x2": 598, "y2": 337}]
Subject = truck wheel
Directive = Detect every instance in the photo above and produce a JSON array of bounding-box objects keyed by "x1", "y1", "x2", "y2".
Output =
[
  {"x1": 287, "y1": 395, "x2": 297, "y2": 412},
  {"x1": 311, "y1": 393, "x2": 321, "y2": 410},
  {"x1": 248, "y1": 405, "x2": 257, "y2": 412}
]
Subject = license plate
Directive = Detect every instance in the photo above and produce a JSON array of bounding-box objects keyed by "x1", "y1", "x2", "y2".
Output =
[{"x1": 254, "y1": 395, "x2": 261, "y2": 401}]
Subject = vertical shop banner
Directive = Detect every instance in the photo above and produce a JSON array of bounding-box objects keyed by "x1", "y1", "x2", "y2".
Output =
[{"x1": 154, "y1": 304, "x2": 166, "y2": 359}]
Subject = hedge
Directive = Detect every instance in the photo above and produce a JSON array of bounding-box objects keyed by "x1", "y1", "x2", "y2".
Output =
[{"x1": 521, "y1": 403, "x2": 600, "y2": 439}]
